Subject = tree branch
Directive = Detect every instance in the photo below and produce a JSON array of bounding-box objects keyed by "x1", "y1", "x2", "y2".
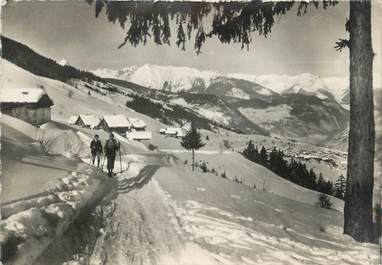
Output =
[{"x1": 335, "y1": 38, "x2": 350, "y2": 52}]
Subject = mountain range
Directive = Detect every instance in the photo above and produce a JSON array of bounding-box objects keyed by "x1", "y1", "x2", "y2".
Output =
[
  {"x1": 92, "y1": 64, "x2": 350, "y2": 105},
  {"x1": 2, "y1": 35, "x2": 350, "y2": 144}
]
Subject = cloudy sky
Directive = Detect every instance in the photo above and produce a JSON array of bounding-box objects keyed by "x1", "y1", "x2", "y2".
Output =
[{"x1": 2, "y1": 1, "x2": 381, "y2": 77}]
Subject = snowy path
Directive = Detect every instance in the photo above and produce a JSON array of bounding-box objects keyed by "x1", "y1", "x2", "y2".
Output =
[
  {"x1": 88, "y1": 165, "x2": 183, "y2": 265},
  {"x1": 118, "y1": 165, "x2": 159, "y2": 194},
  {"x1": 83, "y1": 154, "x2": 379, "y2": 265}
]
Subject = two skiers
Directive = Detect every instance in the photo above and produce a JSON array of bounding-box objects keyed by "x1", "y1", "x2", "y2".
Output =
[
  {"x1": 90, "y1": 133, "x2": 121, "y2": 177},
  {"x1": 90, "y1": 134, "x2": 103, "y2": 167},
  {"x1": 104, "y1": 133, "x2": 120, "y2": 177}
]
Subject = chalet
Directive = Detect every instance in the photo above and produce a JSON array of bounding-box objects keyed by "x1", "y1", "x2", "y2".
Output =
[
  {"x1": 125, "y1": 131, "x2": 152, "y2": 142},
  {"x1": 75, "y1": 114, "x2": 100, "y2": 129},
  {"x1": 128, "y1": 118, "x2": 146, "y2": 131},
  {"x1": 98, "y1": 114, "x2": 132, "y2": 134},
  {"x1": 161, "y1": 127, "x2": 185, "y2": 138},
  {"x1": 68, "y1": 115, "x2": 79, "y2": 125},
  {"x1": 0, "y1": 88, "x2": 54, "y2": 125}
]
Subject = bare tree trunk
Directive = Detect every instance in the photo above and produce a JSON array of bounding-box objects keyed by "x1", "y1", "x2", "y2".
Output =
[
  {"x1": 344, "y1": 0, "x2": 375, "y2": 243},
  {"x1": 192, "y1": 149, "x2": 195, "y2": 171}
]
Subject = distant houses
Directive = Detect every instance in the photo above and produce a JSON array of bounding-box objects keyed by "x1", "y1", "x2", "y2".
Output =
[
  {"x1": 67, "y1": 113, "x2": 152, "y2": 141},
  {"x1": 128, "y1": 117, "x2": 146, "y2": 131},
  {"x1": 160, "y1": 127, "x2": 185, "y2": 138},
  {"x1": 126, "y1": 131, "x2": 152, "y2": 142},
  {"x1": 68, "y1": 115, "x2": 79, "y2": 125},
  {"x1": 0, "y1": 88, "x2": 54, "y2": 125},
  {"x1": 75, "y1": 114, "x2": 100, "y2": 129},
  {"x1": 97, "y1": 114, "x2": 132, "y2": 135}
]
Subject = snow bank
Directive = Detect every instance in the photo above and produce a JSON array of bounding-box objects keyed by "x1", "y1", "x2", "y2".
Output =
[
  {"x1": 0, "y1": 167, "x2": 115, "y2": 265},
  {"x1": 1, "y1": 115, "x2": 88, "y2": 158},
  {"x1": 43, "y1": 128, "x2": 88, "y2": 158}
]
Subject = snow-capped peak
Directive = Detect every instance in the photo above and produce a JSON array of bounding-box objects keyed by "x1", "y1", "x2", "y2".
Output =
[
  {"x1": 91, "y1": 63, "x2": 352, "y2": 103},
  {"x1": 91, "y1": 66, "x2": 138, "y2": 80},
  {"x1": 129, "y1": 64, "x2": 219, "y2": 91},
  {"x1": 230, "y1": 72, "x2": 349, "y2": 102}
]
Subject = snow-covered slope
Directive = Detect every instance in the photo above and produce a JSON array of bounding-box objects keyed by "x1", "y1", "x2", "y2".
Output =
[
  {"x1": 73, "y1": 156, "x2": 377, "y2": 265},
  {"x1": 1, "y1": 59, "x2": 165, "y2": 133}
]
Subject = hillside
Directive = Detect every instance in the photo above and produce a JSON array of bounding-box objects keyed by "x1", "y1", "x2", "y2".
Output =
[
  {"x1": 105, "y1": 77, "x2": 349, "y2": 140},
  {"x1": 2, "y1": 36, "x2": 350, "y2": 141},
  {"x1": 1, "y1": 36, "x2": 104, "y2": 84}
]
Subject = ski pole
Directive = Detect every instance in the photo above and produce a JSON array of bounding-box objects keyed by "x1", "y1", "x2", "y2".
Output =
[{"x1": 119, "y1": 149, "x2": 122, "y2": 173}]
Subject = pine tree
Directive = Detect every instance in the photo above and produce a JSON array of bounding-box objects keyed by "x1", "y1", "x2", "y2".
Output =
[
  {"x1": 317, "y1": 173, "x2": 325, "y2": 193},
  {"x1": 243, "y1": 140, "x2": 254, "y2": 159},
  {"x1": 258, "y1": 146, "x2": 268, "y2": 167},
  {"x1": 308, "y1": 168, "x2": 318, "y2": 190},
  {"x1": 181, "y1": 121, "x2": 205, "y2": 171},
  {"x1": 342, "y1": 1, "x2": 375, "y2": 243},
  {"x1": 335, "y1": 174, "x2": 346, "y2": 200},
  {"x1": 268, "y1": 147, "x2": 278, "y2": 172}
]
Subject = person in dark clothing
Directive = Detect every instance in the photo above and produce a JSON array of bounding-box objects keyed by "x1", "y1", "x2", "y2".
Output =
[
  {"x1": 90, "y1": 134, "x2": 103, "y2": 167},
  {"x1": 104, "y1": 133, "x2": 120, "y2": 177}
]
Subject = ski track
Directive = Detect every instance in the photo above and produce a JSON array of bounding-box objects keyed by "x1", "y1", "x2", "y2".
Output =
[
  {"x1": 85, "y1": 155, "x2": 378, "y2": 265},
  {"x1": 89, "y1": 162, "x2": 184, "y2": 265}
]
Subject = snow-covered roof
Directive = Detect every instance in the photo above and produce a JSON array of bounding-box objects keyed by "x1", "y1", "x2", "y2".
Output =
[
  {"x1": 78, "y1": 114, "x2": 100, "y2": 128},
  {"x1": 102, "y1": 114, "x2": 132, "y2": 128},
  {"x1": 126, "y1": 131, "x2": 152, "y2": 140},
  {"x1": 164, "y1": 127, "x2": 178, "y2": 135},
  {"x1": 68, "y1": 115, "x2": 79, "y2": 125},
  {"x1": 164, "y1": 127, "x2": 184, "y2": 135},
  {"x1": 128, "y1": 118, "x2": 146, "y2": 128},
  {"x1": 0, "y1": 88, "x2": 47, "y2": 103}
]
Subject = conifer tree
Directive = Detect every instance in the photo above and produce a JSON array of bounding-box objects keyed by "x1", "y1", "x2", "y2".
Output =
[
  {"x1": 335, "y1": 174, "x2": 346, "y2": 200},
  {"x1": 259, "y1": 146, "x2": 268, "y2": 167},
  {"x1": 181, "y1": 121, "x2": 205, "y2": 171}
]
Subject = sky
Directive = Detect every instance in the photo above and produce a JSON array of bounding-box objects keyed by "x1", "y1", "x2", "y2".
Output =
[{"x1": 2, "y1": 1, "x2": 381, "y2": 77}]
